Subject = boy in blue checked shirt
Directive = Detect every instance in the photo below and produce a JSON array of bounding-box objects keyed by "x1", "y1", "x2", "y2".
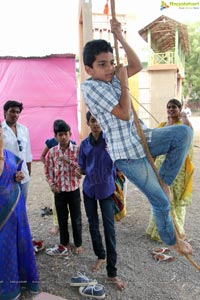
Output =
[
  {"x1": 81, "y1": 17, "x2": 193, "y2": 257},
  {"x1": 78, "y1": 111, "x2": 125, "y2": 291}
]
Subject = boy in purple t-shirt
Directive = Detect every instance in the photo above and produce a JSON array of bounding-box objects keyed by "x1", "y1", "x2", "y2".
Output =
[{"x1": 78, "y1": 111, "x2": 125, "y2": 291}]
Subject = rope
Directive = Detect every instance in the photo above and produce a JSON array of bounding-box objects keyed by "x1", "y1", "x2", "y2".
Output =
[
  {"x1": 110, "y1": 0, "x2": 120, "y2": 66},
  {"x1": 131, "y1": 94, "x2": 159, "y2": 124},
  {"x1": 109, "y1": 0, "x2": 200, "y2": 271}
]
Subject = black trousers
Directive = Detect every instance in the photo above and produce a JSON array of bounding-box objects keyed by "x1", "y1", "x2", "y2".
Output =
[
  {"x1": 83, "y1": 192, "x2": 117, "y2": 277},
  {"x1": 54, "y1": 188, "x2": 82, "y2": 247}
]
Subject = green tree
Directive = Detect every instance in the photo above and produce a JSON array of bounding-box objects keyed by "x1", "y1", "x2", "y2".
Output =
[{"x1": 183, "y1": 21, "x2": 200, "y2": 102}]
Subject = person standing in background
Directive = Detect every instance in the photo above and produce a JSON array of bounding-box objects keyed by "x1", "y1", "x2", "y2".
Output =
[
  {"x1": 146, "y1": 99, "x2": 194, "y2": 244},
  {"x1": 40, "y1": 120, "x2": 77, "y2": 235},
  {"x1": 2, "y1": 100, "x2": 32, "y2": 201},
  {"x1": 78, "y1": 111, "x2": 125, "y2": 291},
  {"x1": 0, "y1": 121, "x2": 39, "y2": 300},
  {"x1": 41, "y1": 136, "x2": 59, "y2": 234},
  {"x1": 182, "y1": 103, "x2": 192, "y2": 117},
  {"x1": 45, "y1": 120, "x2": 83, "y2": 256}
]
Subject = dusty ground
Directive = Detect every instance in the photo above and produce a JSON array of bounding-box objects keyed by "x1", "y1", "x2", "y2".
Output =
[{"x1": 21, "y1": 117, "x2": 200, "y2": 300}]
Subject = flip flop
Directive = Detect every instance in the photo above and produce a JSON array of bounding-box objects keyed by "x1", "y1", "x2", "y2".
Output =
[
  {"x1": 41, "y1": 207, "x2": 53, "y2": 217},
  {"x1": 154, "y1": 253, "x2": 175, "y2": 263},
  {"x1": 152, "y1": 247, "x2": 170, "y2": 255}
]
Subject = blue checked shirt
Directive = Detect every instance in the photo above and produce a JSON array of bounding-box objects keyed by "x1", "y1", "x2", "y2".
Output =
[{"x1": 81, "y1": 76, "x2": 152, "y2": 162}]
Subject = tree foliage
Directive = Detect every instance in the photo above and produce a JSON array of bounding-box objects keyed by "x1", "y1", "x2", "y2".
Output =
[{"x1": 182, "y1": 21, "x2": 200, "y2": 102}]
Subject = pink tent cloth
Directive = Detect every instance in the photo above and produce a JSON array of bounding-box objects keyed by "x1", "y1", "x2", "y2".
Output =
[{"x1": 0, "y1": 54, "x2": 79, "y2": 160}]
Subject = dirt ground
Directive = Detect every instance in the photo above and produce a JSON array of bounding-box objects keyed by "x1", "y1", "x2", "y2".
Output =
[{"x1": 21, "y1": 118, "x2": 200, "y2": 300}]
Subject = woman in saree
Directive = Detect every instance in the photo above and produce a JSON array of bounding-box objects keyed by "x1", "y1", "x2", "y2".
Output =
[
  {"x1": 146, "y1": 99, "x2": 194, "y2": 243},
  {"x1": 0, "y1": 122, "x2": 39, "y2": 300}
]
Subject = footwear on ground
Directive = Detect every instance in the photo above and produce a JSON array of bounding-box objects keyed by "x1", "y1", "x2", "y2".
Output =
[
  {"x1": 41, "y1": 206, "x2": 53, "y2": 217},
  {"x1": 32, "y1": 240, "x2": 45, "y2": 253},
  {"x1": 45, "y1": 244, "x2": 68, "y2": 256},
  {"x1": 79, "y1": 284, "x2": 105, "y2": 299},
  {"x1": 70, "y1": 272, "x2": 97, "y2": 287},
  {"x1": 154, "y1": 253, "x2": 175, "y2": 262}
]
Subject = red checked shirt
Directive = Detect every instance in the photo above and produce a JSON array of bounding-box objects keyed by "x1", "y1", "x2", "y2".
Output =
[{"x1": 45, "y1": 142, "x2": 80, "y2": 192}]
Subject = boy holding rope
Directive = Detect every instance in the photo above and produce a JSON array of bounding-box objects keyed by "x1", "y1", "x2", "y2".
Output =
[{"x1": 81, "y1": 18, "x2": 193, "y2": 276}]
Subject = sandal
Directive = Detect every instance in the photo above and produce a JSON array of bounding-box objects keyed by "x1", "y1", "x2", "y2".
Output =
[
  {"x1": 41, "y1": 207, "x2": 53, "y2": 217},
  {"x1": 152, "y1": 247, "x2": 170, "y2": 255},
  {"x1": 154, "y1": 253, "x2": 175, "y2": 263},
  {"x1": 32, "y1": 240, "x2": 45, "y2": 253}
]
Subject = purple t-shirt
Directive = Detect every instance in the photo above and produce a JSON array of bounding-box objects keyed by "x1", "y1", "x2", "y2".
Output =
[{"x1": 78, "y1": 133, "x2": 116, "y2": 199}]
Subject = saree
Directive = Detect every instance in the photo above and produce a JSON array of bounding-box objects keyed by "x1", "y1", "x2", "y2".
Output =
[
  {"x1": 146, "y1": 121, "x2": 194, "y2": 241},
  {"x1": 0, "y1": 150, "x2": 39, "y2": 300},
  {"x1": 113, "y1": 172, "x2": 126, "y2": 221}
]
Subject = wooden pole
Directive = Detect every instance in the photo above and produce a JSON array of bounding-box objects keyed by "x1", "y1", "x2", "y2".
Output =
[{"x1": 110, "y1": 0, "x2": 120, "y2": 66}]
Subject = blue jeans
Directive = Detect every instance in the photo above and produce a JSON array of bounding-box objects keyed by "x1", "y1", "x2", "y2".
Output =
[
  {"x1": 115, "y1": 125, "x2": 193, "y2": 245},
  {"x1": 83, "y1": 192, "x2": 117, "y2": 277}
]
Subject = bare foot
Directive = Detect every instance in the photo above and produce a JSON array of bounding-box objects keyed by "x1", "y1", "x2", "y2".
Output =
[
  {"x1": 107, "y1": 276, "x2": 126, "y2": 291},
  {"x1": 91, "y1": 258, "x2": 106, "y2": 272},
  {"x1": 66, "y1": 243, "x2": 71, "y2": 251},
  {"x1": 50, "y1": 225, "x2": 59, "y2": 235},
  {"x1": 74, "y1": 246, "x2": 84, "y2": 255},
  {"x1": 171, "y1": 239, "x2": 193, "y2": 255}
]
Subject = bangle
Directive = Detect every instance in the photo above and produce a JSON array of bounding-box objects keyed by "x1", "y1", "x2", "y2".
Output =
[{"x1": 0, "y1": 157, "x2": 4, "y2": 161}]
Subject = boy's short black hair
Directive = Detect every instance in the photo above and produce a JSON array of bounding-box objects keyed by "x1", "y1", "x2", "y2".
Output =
[
  {"x1": 3, "y1": 100, "x2": 23, "y2": 112},
  {"x1": 53, "y1": 119, "x2": 71, "y2": 134},
  {"x1": 83, "y1": 39, "x2": 113, "y2": 67},
  {"x1": 86, "y1": 111, "x2": 92, "y2": 122}
]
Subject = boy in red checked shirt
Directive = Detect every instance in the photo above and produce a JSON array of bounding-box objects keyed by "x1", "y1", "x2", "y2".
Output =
[{"x1": 45, "y1": 120, "x2": 83, "y2": 256}]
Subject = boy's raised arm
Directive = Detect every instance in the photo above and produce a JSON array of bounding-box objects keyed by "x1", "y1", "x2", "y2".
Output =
[
  {"x1": 110, "y1": 65, "x2": 132, "y2": 121},
  {"x1": 110, "y1": 18, "x2": 142, "y2": 77}
]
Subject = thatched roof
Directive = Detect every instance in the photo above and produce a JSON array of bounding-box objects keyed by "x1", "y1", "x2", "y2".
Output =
[{"x1": 138, "y1": 15, "x2": 189, "y2": 54}]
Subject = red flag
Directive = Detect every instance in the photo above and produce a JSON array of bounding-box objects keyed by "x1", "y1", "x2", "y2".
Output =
[{"x1": 103, "y1": 1, "x2": 109, "y2": 15}]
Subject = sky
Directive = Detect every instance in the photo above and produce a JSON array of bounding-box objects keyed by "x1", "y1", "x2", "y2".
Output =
[{"x1": 0, "y1": 0, "x2": 199, "y2": 56}]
